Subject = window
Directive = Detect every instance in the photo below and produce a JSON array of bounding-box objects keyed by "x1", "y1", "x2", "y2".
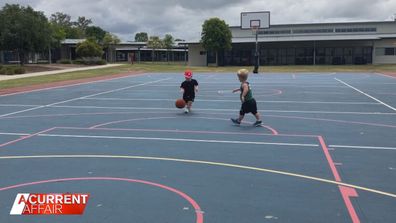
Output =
[{"x1": 384, "y1": 48, "x2": 395, "y2": 56}]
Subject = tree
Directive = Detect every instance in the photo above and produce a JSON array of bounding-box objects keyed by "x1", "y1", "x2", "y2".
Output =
[
  {"x1": 50, "y1": 12, "x2": 72, "y2": 28},
  {"x1": 73, "y1": 16, "x2": 92, "y2": 33},
  {"x1": 50, "y1": 12, "x2": 82, "y2": 38},
  {"x1": 163, "y1": 34, "x2": 174, "y2": 63},
  {"x1": 147, "y1": 36, "x2": 163, "y2": 62},
  {"x1": 102, "y1": 32, "x2": 121, "y2": 62},
  {"x1": 135, "y1": 32, "x2": 148, "y2": 42},
  {"x1": 86, "y1": 26, "x2": 107, "y2": 43},
  {"x1": 200, "y1": 17, "x2": 232, "y2": 65},
  {"x1": 0, "y1": 4, "x2": 52, "y2": 65},
  {"x1": 76, "y1": 39, "x2": 103, "y2": 58}
]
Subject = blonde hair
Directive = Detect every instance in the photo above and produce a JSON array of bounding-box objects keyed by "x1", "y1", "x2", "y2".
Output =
[{"x1": 237, "y1": 69, "x2": 249, "y2": 81}]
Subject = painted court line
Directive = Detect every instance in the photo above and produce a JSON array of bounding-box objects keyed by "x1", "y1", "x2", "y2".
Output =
[
  {"x1": 0, "y1": 73, "x2": 147, "y2": 97},
  {"x1": 0, "y1": 78, "x2": 171, "y2": 118},
  {"x1": 49, "y1": 105, "x2": 396, "y2": 115},
  {"x1": 375, "y1": 73, "x2": 396, "y2": 79},
  {"x1": 37, "y1": 133, "x2": 319, "y2": 147},
  {"x1": 58, "y1": 126, "x2": 281, "y2": 137},
  {"x1": 335, "y1": 78, "x2": 396, "y2": 112},
  {"x1": 329, "y1": 145, "x2": 396, "y2": 151},
  {"x1": 88, "y1": 116, "x2": 279, "y2": 135},
  {"x1": 0, "y1": 128, "x2": 56, "y2": 148},
  {"x1": 0, "y1": 177, "x2": 204, "y2": 223},
  {"x1": 318, "y1": 136, "x2": 360, "y2": 222},
  {"x1": 83, "y1": 97, "x2": 379, "y2": 105},
  {"x1": 0, "y1": 132, "x2": 30, "y2": 136},
  {"x1": 0, "y1": 104, "x2": 42, "y2": 107},
  {"x1": 0, "y1": 155, "x2": 394, "y2": 199}
]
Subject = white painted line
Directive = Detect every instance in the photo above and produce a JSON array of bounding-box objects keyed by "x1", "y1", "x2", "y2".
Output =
[
  {"x1": 0, "y1": 132, "x2": 30, "y2": 136},
  {"x1": 329, "y1": 145, "x2": 396, "y2": 151},
  {"x1": 0, "y1": 73, "x2": 147, "y2": 97},
  {"x1": 0, "y1": 77, "x2": 171, "y2": 118},
  {"x1": 39, "y1": 133, "x2": 319, "y2": 147},
  {"x1": 335, "y1": 78, "x2": 396, "y2": 112},
  {"x1": 49, "y1": 105, "x2": 396, "y2": 115},
  {"x1": 0, "y1": 104, "x2": 42, "y2": 107},
  {"x1": 83, "y1": 97, "x2": 379, "y2": 105}
]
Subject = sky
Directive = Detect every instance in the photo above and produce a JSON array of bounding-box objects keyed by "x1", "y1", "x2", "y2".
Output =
[{"x1": 1, "y1": 0, "x2": 395, "y2": 42}]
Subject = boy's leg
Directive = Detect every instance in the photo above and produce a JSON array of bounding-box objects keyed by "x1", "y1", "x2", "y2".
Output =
[
  {"x1": 254, "y1": 112, "x2": 261, "y2": 121},
  {"x1": 253, "y1": 112, "x2": 262, "y2": 126},
  {"x1": 187, "y1": 101, "x2": 193, "y2": 110}
]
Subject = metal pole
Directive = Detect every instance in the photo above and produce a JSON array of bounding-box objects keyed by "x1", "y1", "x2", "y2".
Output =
[
  {"x1": 313, "y1": 41, "x2": 316, "y2": 65},
  {"x1": 253, "y1": 31, "x2": 259, "y2": 73},
  {"x1": 184, "y1": 43, "x2": 187, "y2": 66}
]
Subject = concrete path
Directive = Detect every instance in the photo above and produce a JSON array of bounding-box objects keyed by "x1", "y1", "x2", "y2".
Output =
[{"x1": 0, "y1": 64, "x2": 123, "y2": 81}]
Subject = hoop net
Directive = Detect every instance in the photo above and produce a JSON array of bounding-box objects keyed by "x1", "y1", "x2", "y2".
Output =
[
  {"x1": 251, "y1": 26, "x2": 259, "y2": 35},
  {"x1": 250, "y1": 20, "x2": 260, "y2": 35}
]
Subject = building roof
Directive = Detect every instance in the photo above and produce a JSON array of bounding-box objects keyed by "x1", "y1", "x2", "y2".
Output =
[
  {"x1": 231, "y1": 34, "x2": 396, "y2": 43},
  {"x1": 229, "y1": 20, "x2": 396, "y2": 29},
  {"x1": 61, "y1": 39, "x2": 86, "y2": 44}
]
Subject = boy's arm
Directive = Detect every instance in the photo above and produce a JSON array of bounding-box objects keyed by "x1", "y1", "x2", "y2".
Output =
[
  {"x1": 232, "y1": 88, "x2": 240, "y2": 93},
  {"x1": 194, "y1": 85, "x2": 198, "y2": 92},
  {"x1": 180, "y1": 82, "x2": 184, "y2": 93}
]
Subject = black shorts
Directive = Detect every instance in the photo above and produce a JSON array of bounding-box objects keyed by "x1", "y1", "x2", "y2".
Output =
[
  {"x1": 183, "y1": 95, "x2": 195, "y2": 103},
  {"x1": 240, "y1": 99, "x2": 258, "y2": 115}
]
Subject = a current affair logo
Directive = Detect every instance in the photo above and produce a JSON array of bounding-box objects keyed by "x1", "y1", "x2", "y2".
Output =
[{"x1": 10, "y1": 193, "x2": 89, "y2": 215}]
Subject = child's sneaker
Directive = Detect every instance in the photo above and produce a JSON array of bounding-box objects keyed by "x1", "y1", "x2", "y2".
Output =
[
  {"x1": 253, "y1": 120, "x2": 262, "y2": 127},
  {"x1": 184, "y1": 108, "x2": 189, "y2": 113},
  {"x1": 231, "y1": 118, "x2": 241, "y2": 125}
]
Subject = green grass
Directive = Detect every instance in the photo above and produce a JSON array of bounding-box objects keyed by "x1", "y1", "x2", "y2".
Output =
[{"x1": 0, "y1": 62, "x2": 395, "y2": 90}]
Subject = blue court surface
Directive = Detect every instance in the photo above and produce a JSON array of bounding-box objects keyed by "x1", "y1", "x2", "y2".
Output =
[{"x1": 0, "y1": 72, "x2": 395, "y2": 222}]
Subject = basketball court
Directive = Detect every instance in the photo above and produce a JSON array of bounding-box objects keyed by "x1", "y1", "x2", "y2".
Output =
[{"x1": 0, "y1": 71, "x2": 395, "y2": 222}]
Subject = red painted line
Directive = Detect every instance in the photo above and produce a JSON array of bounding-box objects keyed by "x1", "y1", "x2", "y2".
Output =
[
  {"x1": 318, "y1": 136, "x2": 341, "y2": 182},
  {"x1": 339, "y1": 186, "x2": 360, "y2": 223},
  {"x1": 319, "y1": 136, "x2": 361, "y2": 223},
  {"x1": 58, "y1": 126, "x2": 317, "y2": 138},
  {"x1": 0, "y1": 177, "x2": 204, "y2": 223},
  {"x1": 89, "y1": 116, "x2": 279, "y2": 135},
  {"x1": 261, "y1": 125, "x2": 279, "y2": 135},
  {"x1": 376, "y1": 73, "x2": 396, "y2": 79},
  {"x1": 0, "y1": 127, "x2": 56, "y2": 148},
  {"x1": 264, "y1": 114, "x2": 396, "y2": 129},
  {"x1": 0, "y1": 72, "x2": 144, "y2": 97},
  {"x1": 61, "y1": 126, "x2": 277, "y2": 137}
]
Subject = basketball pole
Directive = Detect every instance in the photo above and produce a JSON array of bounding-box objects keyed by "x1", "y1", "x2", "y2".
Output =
[{"x1": 253, "y1": 28, "x2": 259, "y2": 74}]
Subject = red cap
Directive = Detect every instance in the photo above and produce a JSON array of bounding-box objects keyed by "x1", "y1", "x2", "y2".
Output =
[{"x1": 184, "y1": 70, "x2": 192, "y2": 78}]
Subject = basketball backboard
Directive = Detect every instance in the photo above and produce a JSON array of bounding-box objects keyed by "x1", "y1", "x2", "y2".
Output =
[{"x1": 241, "y1": 11, "x2": 270, "y2": 29}]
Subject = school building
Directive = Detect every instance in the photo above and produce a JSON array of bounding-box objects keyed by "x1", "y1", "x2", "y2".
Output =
[{"x1": 188, "y1": 20, "x2": 396, "y2": 66}]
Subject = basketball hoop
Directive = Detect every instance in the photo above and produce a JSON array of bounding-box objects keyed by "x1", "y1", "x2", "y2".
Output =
[
  {"x1": 241, "y1": 11, "x2": 271, "y2": 74},
  {"x1": 250, "y1": 20, "x2": 260, "y2": 35},
  {"x1": 251, "y1": 26, "x2": 259, "y2": 35}
]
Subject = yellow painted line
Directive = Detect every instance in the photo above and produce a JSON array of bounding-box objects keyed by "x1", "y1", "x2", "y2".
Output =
[{"x1": 0, "y1": 154, "x2": 395, "y2": 198}]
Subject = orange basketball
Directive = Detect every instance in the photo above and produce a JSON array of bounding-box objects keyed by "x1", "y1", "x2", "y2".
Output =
[{"x1": 175, "y1": 99, "x2": 186, "y2": 109}]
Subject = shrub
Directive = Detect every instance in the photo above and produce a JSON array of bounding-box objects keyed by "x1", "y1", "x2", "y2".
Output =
[
  {"x1": 0, "y1": 68, "x2": 6, "y2": 74},
  {"x1": 96, "y1": 59, "x2": 107, "y2": 65},
  {"x1": 76, "y1": 40, "x2": 103, "y2": 58},
  {"x1": 5, "y1": 68, "x2": 15, "y2": 75},
  {"x1": 59, "y1": 59, "x2": 72, "y2": 64},
  {"x1": 73, "y1": 59, "x2": 85, "y2": 65},
  {"x1": 14, "y1": 67, "x2": 26, "y2": 74}
]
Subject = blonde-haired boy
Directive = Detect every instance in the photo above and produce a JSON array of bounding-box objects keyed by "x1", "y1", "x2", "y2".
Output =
[{"x1": 231, "y1": 69, "x2": 262, "y2": 126}]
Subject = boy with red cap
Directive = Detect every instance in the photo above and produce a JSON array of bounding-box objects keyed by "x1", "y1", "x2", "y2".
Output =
[{"x1": 180, "y1": 70, "x2": 199, "y2": 113}]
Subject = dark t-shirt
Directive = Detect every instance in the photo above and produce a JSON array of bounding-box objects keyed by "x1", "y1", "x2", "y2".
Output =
[{"x1": 180, "y1": 79, "x2": 198, "y2": 97}]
